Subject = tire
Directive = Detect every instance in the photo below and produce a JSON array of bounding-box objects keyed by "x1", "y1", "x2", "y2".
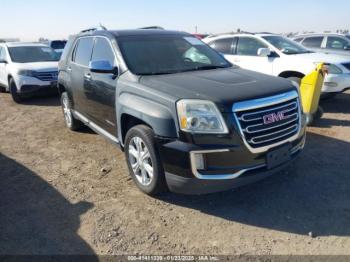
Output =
[
  {"x1": 61, "y1": 92, "x2": 83, "y2": 131},
  {"x1": 125, "y1": 125, "x2": 167, "y2": 195},
  {"x1": 9, "y1": 78, "x2": 23, "y2": 103},
  {"x1": 320, "y1": 93, "x2": 337, "y2": 100}
]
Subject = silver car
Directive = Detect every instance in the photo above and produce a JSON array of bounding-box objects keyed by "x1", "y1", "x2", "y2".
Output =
[{"x1": 293, "y1": 33, "x2": 350, "y2": 56}]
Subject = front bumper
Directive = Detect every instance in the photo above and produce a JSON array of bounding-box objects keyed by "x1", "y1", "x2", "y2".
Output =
[
  {"x1": 322, "y1": 73, "x2": 350, "y2": 93},
  {"x1": 15, "y1": 76, "x2": 58, "y2": 95},
  {"x1": 158, "y1": 131, "x2": 306, "y2": 195}
]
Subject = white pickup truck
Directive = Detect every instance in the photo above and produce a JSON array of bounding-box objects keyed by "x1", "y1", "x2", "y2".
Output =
[{"x1": 204, "y1": 33, "x2": 350, "y2": 95}]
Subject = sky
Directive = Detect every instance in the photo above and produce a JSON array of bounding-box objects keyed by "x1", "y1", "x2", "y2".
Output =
[{"x1": 1, "y1": 0, "x2": 349, "y2": 41}]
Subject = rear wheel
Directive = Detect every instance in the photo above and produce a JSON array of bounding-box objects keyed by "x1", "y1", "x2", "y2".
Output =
[
  {"x1": 9, "y1": 78, "x2": 23, "y2": 103},
  {"x1": 61, "y1": 92, "x2": 83, "y2": 131},
  {"x1": 125, "y1": 125, "x2": 167, "y2": 195}
]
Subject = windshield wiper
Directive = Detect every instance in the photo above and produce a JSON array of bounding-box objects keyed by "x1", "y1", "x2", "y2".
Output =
[{"x1": 195, "y1": 65, "x2": 228, "y2": 70}]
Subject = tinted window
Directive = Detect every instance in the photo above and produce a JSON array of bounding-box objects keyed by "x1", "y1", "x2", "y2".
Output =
[
  {"x1": 51, "y1": 40, "x2": 67, "y2": 50},
  {"x1": 73, "y1": 38, "x2": 94, "y2": 66},
  {"x1": 118, "y1": 36, "x2": 232, "y2": 75},
  {"x1": 302, "y1": 37, "x2": 323, "y2": 48},
  {"x1": 294, "y1": 38, "x2": 304, "y2": 43},
  {"x1": 91, "y1": 38, "x2": 115, "y2": 65},
  {"x1": 326, "y1": 37, "x2": 349, "y2": 49},
  {"x1": 209, "y1": 38, "x2": 233, "y2": 54},
  {"x1": 236, "y1": 37, "x2": 267, "y2": 56},
  {"x1": 8, "y1": 46, "x2": 59, "y2": 63}
]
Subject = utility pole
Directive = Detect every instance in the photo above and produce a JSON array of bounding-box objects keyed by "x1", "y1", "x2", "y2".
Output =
[{"x1": 195, "y1": 26, "x2": 198, "y2": 33}]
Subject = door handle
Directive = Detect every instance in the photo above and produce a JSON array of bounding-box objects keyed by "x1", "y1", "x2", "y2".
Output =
[
  {"x1": 67, "y1": 67, "x2": 72, "y2": 72},
  {"x1": 84, "y1": 73, "x2": 92, "y2": 80},
  {"x1": 233, "y1": 59, "x2": 240, "y2": 63}
]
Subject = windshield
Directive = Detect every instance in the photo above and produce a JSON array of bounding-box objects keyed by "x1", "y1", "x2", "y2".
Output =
[
  {"x1": 51, "y1": 40, "x2": 67, "y2": 50},
  {"x1": 118, "y1": 35, "x2": 232, "y2": 75},
  {"x1": 8, "y1": 46, "x2": 60, "y2": 63},
  {"x1": 262, "y1": 35, "x2": 312, "y2": 55}
]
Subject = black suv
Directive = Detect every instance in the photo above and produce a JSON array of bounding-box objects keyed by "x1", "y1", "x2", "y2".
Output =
[{"x1": 58, "y1": 28, "x2": 306, "y2": 195}]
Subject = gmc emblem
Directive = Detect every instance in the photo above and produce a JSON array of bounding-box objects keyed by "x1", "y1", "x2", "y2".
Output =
[{"x1": 263, "y1": 110, "x2": 290, "y2": 125}]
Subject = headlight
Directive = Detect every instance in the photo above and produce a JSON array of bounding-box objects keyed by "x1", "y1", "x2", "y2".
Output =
[
  {"x1": 17, "y1": 70, "x2": 35, "y2": 77},
  {"x1": 176, "y1": 99, "x2": 229, "y2": 134}
]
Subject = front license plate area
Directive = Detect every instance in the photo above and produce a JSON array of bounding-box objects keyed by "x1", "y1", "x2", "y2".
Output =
[{"x1": 267, "y1": 144, "x2": 292, "y2": 169}]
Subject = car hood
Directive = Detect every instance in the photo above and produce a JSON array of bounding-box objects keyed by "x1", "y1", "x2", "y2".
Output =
[
  {"x1": 12, "y1": 61, "x2": 59, "y2": 72},
  {"x1": 139, "y1": 67, "x2": 296, "y2": 112},
  {"x1": 290, "y1": 52, "x2": 350, "y2": 64}
]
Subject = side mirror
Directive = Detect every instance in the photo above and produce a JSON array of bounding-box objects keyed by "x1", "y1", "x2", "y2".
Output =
[
  {"x1": 89, "y1": 60, "x2": 118, "y2": 75},
  {"x1": 257, "y1": 48, "x2": 271, "y2": 57}
]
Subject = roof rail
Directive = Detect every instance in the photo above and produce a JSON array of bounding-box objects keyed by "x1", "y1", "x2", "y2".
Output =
[
  {"x1": 80, "y1": 24, "x2": 108, "y2": 34},
  {"x1": 139, "y1": 26, "x2": 164, "y2": 30}
]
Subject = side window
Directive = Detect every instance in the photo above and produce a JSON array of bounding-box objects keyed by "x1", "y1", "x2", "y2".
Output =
[
  {"x1": 302, "y1": 37, "x2": 323, "y2": 48},
  {"x1": 236, "y1": 37, "x2": 268, "y2": 56},
  {"x1": 209, "y1": 38, "x2": 233, "y2": 54},
  {"x1": 73, "y1": 38, "x2": 94, "y2": 66},
  {"x1": 326, "y1": 37, "x2": 349, "y2": 49},
  {"x1": 294, "y1": 38, "x2": 304, "y2": 43},
  {"x1": 0, "y1": 47, "x2": 3, "y2": 60},
  {"x1": 91, "y1": 38, "x2": 115, "y2": 65}
]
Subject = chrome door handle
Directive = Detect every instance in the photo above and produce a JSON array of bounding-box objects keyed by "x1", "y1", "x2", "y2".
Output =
[{"x1": 67, "y1": 67, "x2": 72, "y2": 72}]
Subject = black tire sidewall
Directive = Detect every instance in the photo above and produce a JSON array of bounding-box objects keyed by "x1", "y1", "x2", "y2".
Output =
[
  {"x1": 125, "y1": 125, "x2": 166, "y2": 195},
  {"x1": 9, "y1": 79, "x2": 22, "y2": 103}
]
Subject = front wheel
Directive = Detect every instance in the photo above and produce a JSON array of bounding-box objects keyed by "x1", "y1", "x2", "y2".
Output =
[
  {"x1": 125, "y1": 125, "x2": 167, "y2": 195},
  {"x1": 9, "y1": 78, "x2": 23, "y2": 103}
]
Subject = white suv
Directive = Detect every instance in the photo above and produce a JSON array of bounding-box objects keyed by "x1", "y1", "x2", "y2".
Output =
[
  {"x1": 204, "y1": 34, "x2": 350, "y2": 95},
  {"x1": 0, "y1": 42, "x2": 59, "y2": 102}
]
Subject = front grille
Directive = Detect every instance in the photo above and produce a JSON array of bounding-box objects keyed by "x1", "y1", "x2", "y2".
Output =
[
  {"x1": 342, "y1": 63, "x2": 350, "y2": 71},
  {"x1": 234, "y1": 94, "x2": 300, "y2": 150},
  {"x1": 33, "y1": 71, "x2": 58, "y2": 82}
]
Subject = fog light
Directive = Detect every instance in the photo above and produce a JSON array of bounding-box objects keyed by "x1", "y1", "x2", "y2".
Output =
[
  {"x1": 324, "y1": 82, "x2": 338, "y2": 87},
  {"x1": 193, "y1": 153, "x2": 205, "y2": 170}
]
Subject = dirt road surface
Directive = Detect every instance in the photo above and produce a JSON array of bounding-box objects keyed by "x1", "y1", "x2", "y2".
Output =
[{"x1": 0, "y1": 91, "x2": 350, "y2": 256}]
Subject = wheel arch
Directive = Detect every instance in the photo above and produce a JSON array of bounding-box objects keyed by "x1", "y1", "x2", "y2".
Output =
[
  {"x1": 118, "y1": 94, "x2": 178, "y2": 145},
  {"x1": 278, "y1": 71, "x2": 305, "y2": 79}
]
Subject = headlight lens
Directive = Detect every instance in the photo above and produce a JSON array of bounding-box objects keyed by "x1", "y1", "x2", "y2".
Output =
[
  {"x1": 176, "y1": 99, "x2": 229, "y2": 134},
  {"x1": 17, "y1": 70, "x2": 35, "y2": 77}
]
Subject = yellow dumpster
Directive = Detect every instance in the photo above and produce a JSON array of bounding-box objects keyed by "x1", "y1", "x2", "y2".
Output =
[{"x1": 299, "y1": 63, "x2": 327, "y2": 125}]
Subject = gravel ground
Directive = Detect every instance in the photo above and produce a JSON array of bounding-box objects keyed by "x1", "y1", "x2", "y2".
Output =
[{"x1": 0, "y1": 91, "x2": 350, "y2": 256}]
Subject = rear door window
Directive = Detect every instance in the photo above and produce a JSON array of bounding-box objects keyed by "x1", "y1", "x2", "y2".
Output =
[
  {"x1": 209, "y1": 38, "x2": 234, "y2": 54},
  {"x1": 73, "y1": 38, "x2": 94, "y2": 66},
  {"x1": 302, "y1": 37, "x2": 323, "y2": 48}
]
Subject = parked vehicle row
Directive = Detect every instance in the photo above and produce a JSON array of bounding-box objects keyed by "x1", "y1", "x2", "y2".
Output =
[
  {"x1": 57, "y1": 28, "x2": 306, "y2": 195},
  {"x1": 1, "y1": 27, "x2": 348, "y2": 195},
  {"x1": 204, "y1": 33, "x2": 350, "y2": 95}
]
